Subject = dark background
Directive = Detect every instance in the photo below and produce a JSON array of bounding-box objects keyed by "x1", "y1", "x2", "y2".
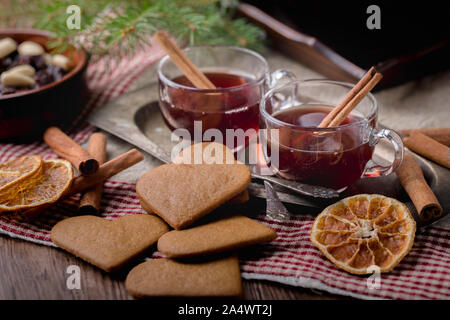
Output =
[{"x1": 245, "y1": 0, "x2": 450, "y2": 68}]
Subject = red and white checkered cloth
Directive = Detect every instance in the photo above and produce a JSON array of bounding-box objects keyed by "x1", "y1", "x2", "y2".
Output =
[{"x1": 1, "y1": 47, "x2": 450, "y2": 300}]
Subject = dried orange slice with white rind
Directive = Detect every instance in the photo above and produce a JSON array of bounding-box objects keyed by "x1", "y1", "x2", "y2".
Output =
[
  {"x1": 311, "y1": 194, "x2": 416, "y2": 275},
  {"x1": 0, "y1": 155, "x2": 43, "y2": 192},
  {"x1": 0, "y1": 159, "x2": 73, "y2": 213}
]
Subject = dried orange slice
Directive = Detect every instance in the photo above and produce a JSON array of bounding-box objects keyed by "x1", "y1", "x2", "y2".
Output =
[
  {"x1": 311, "y1": 194, "x2": 416, "y2": 274},
  {"x1": 0, "y1": 155, "x2": 43, "y2": 191},
  {"x1": 0, "y1": 159, "x2": 73, "y2": 213}
]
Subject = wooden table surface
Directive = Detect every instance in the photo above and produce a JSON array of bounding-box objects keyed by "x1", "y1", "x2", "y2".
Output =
[{"x1": 0, "y1": 233, "x2": 346, "y2": 300}]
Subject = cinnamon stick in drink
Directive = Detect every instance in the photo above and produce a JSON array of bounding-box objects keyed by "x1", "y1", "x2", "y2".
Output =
[
  {"x1": 396, "y1": 153, "x2": 443, "y2": 221},
  {"x1": 327, "y1": 73, "x2": 383, "y2": 127},
  {"x1": 403, "y1": 133, "x2": 450, "y2": 169},
  {"x1": 154, "y1": 31, "x2": 215, "y2": 90},
  {"x1": 318, "y1": 67, "x2": 377, "y2": 128},
  {"x1": 399, "y1": 128, "x2": 450, "y2": 147},
  {"x1": 79, "y1": 133, "x2": 107, "y2": 214},
  {"x1": 317, "y1": 67, "x2": 382, "y2": 128},
  {"x1": 43, "y1": 127, "x2": 99, "y2": 175}
]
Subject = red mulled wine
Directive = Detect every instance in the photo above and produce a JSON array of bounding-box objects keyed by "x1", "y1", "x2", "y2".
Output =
[
  {"x1": 158, "y1": 71, "x2": 261, "y2": 150},
  {"x1": 268, "y1": 105, "x2": 375, "y2": 189}
]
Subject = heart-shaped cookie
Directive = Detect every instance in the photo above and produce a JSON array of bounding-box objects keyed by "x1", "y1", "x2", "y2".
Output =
[
  {"x1": 51, "y1": 215, "x2": 169, "y2": 272},
  {"x1": 125, "y1": 256, "x2": 243, "y2": 298},
  {"x1": 136, "y1": 163, "x2": 251, "y2": 229},
  {"x1": 173, "y1": 142, "x2": 249, "y2": 205},
  {"x1": 157, "y1": 215, "x2": 277, "y2": 258},
  {"x1": 172, "y1": 142, "x2": 236, "y2": 165}
]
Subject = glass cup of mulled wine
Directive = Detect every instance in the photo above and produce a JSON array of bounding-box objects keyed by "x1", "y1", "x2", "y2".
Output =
[
  {"x1": 157, "y1": 46, "x2": 294, "y2": 152},
  {"x1": 259, "y1": 79, "x2": 404, "y2": 191}
]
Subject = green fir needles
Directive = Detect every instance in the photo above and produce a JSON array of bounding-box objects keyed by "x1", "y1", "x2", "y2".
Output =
[{"x1": 7, "y1": 0, "x2": 265, "y2": 61}]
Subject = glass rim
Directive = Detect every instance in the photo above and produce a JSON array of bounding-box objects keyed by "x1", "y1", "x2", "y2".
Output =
[
  {"x1": 260, "y1": 79, "x2": 378, "y2": 132},
  {"x1": 157, "y1": 45, "x2": 269, "y2": 93}
]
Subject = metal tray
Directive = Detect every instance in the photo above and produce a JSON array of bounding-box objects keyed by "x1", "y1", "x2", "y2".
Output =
[{"x1": 88, "y1": 86, "x2": 449, "y2": 226}]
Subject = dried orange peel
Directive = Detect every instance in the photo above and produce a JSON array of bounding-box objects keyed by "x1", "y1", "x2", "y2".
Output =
[
  {"x1": 311, "y1": 194, "x2": 416, "y2": 275},
  {"x1": 0, "y1": 159, "x2": 73, "y2": 213},
  {"x1": 0, "y1": 155, "x2": 43, "y2": 192}
]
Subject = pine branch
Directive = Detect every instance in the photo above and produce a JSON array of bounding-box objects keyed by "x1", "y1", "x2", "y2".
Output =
[{"x1": 8, "y1": 0, "x2": 265, "y2": 62}]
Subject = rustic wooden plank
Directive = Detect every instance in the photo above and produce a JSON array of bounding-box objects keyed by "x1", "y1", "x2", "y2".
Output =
[
  {"x1": 0, "y1": 235, "x2": 132, "y2": 300},
  {"x1": 0, "y1": 234, "x2": 344, "y2": 300},
  {"x1": 243, "y1": 280, "x2": 347, "y2": 300}
]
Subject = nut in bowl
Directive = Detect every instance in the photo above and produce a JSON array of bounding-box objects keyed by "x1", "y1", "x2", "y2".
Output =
[{"x1": 0, "y1": 29, "x2": 88, "y2": 142}]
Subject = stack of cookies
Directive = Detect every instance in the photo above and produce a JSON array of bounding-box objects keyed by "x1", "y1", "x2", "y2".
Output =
[{"x1": 51, "y1": 142, "x2": 277, "y2": 298}]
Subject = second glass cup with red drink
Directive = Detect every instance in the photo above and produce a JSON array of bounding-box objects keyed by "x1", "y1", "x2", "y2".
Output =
[{"x1": 260, "y1": 80, "x2": 404, "y2": 191}]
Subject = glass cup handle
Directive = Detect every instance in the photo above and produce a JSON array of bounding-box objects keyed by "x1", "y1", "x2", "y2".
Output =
[
  {"x1": 363, "y1": 128, "x2": 404, "y2": 177},
  {"x1": 268, "y1": 69, "x2": 297, "y2": 89}
]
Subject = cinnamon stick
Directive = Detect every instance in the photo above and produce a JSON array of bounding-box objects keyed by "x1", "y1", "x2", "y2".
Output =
[
  {"x1": 154, "y1": 31, "x2": 216, "y2": 89},
  {"x1": 43, "y1": 127, "x2": 99, "y2": 175},
  {"x1": 396, "y1": 153, "x2": 443, "y2": 221},
  {"x1": 318, "y1": 67, "x2": 376, "y2": 128},
  {"x1": 327, "y1": 72, "x2": 383, "y2": 127},
  {"x1": 403, "y1": 133, "x2": 450, "y2": 169},
  {"x1": 79, "y1": 133, "x2": 107, "y2": 214},
  {"x1": 69, "y1": 148, "x2": 144, "y2": 195},
  {"x1": 399, "y1": 128, "x2": 450, "y2": 147}
]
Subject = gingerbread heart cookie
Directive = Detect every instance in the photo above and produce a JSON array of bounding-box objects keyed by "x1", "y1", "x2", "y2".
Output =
[
  {"x1": 125, "y1": 256, "x2": 243, "y2": 298},
  {"x1": 172, "y1": 142, "x2": 236, "y2": 165},
  {"x1": 51, "y1": 215, "x2": 169, "y2": 272},
  {"x1": 157, "y1": 215, "x2": 277, "y2": 258},
  {"x1": 137, "y1": 163, "x2": 251, "y2": 229},
  {"x1": 227, "y1": 189, "x2": 249, "y2": 204},
  {"x1": 173, "y1": 142, "x2": 249, "y2": 205}
]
